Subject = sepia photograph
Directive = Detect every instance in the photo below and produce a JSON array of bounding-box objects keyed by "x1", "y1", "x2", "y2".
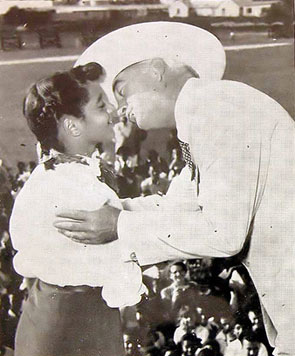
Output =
[{"x1": 0, "y1": 0, "x2": 294, "y2": 355}]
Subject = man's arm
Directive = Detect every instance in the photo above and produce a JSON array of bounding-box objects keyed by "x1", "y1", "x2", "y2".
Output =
[
  {"x1": 54, "y1": 166, "x2": 200, "y2": 244},
  {"x1": 116, "y1": 81, "x2": 271, "y2": 266},
  {"x1": 55, "y1": 147, "x2": 259, "y2": 266},
  {"x1": 121, "y1": 166, "x2": 199, "y2": 211}
]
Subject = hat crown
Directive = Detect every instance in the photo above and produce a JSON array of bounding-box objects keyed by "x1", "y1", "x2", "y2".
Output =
[{"x1": 76, "y1": 21, "x2": 226, "y2": 104}]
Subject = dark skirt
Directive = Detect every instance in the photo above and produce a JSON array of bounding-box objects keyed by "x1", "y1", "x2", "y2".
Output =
[{"x1": 15, "y1": 279, "x2": 125, "y2": 356}]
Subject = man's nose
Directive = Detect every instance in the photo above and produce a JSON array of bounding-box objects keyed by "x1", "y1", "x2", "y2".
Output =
[{"x1": 117, "y1": 105, "x2": 127, "y2": 118}]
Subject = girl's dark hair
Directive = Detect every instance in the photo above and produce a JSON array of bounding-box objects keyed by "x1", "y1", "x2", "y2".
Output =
[{"x1": 23, "y1": 62, "x2": 104, "y2": 152}]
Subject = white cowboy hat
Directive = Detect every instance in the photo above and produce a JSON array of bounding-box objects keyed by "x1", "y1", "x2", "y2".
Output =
[{"x1": 75, "y1": 21, "x2": 226, "y2": 104}]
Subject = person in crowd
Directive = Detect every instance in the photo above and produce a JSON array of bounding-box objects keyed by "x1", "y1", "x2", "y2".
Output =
[
  {"x1": 0, "y1": 208, "x2": 9, "y2": 239},
  {"x1": 9, "y1": 63, "x2": 147, "y2": 356},
  {"x1": 226, "y1": 264, "x2": 260, "y2": 318},
  {"x1": 194, "y1": 314, "x2": 210, "y2": 345},
  {"x1": 161, "y1": 262, "x2": 200, "y2": 316},
  {"x1": 162, "y1": 341, "x2": 180, "y2": 356},
  {"x1": 242, "y1": 332, "x2": 269, "y2": 356},
  {"x1": 141, "y1": 164, "x2": 170, "y2": 196},
  {"x1": 199, "y1": 340, "x2": 222, "y2": 356},
  {"x1": 164, "y1": 349, "x2": 180, "y2": 356},
  {"x1": 0, "y1": 226, "x2": 17, "y2": 297},
  {"x1": 215, "y1": 315, "x2": 235, "y2": 355},
  {"x1": 145, "y1": 149, "x2": 169, "y2": 177},
  {"x1": 115, "y1": 145, "x2": 133, "y2": 172},
  {"x1": 14, "y1": 162, "x2": 26, "y2": 183},
  {"x1": 117, "y1": 164, "x2": 141, "y2": 198},
  {"x1": 185, "y1": 258, "x2": 222, "y2": 297},
  {"x1": 27, "y1": 161, "x2": 36, "y2": 173},
  {"x1": 136, "y1": 275, "x2": 172, "y2": 336},
  {"x1": 113, "y1": 115, "x2": 133, "y2": 153},
  {"x1": 168, "y1": 147, "x2": 185, "y2": 181},
  {"x1": 0, "y1": 162, "x2": 13, "y2": 216},
  {"x1": 123, "y1": 333, "x2": 143, "y2": 356},
  {"x1": 166, "y1": 129, "x2": 181, "y2": 160},
  {"x1": 173, "y1": 309, "x2": 198, "y2": 345},
  {"x1": 224, "y1": 317, "x2": 252, "y2": 356},
  {"x1": 14, "y1": 161, "x2": 30, "y2": 189},
  {"x1": 233, "y1": 317, "x2": 252, "y2": 340},
  {"x1": 121, "y1": 305, "x2": 145, "y2": 343},
  {"x1": 247, "y1": 309, "x2": 270, "y2": 350},
  {"x1": 144, "y1": 330, "x2": 166, "y2": 353},
  {"x1": 180, "y1": 333, "x2": 202, "y2": 356},
  {"x1": 55, "y1": 22, "x2": 294, "y2": 355}
]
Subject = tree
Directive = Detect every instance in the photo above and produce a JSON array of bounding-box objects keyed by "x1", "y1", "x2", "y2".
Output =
[{"x1": 264, "y1": 0, "x2": 293, "y2": 37}]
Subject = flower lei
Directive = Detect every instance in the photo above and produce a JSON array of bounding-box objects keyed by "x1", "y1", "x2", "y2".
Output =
[{"x1": 36, "y1": 142, "x2": 118, "y2": 192}]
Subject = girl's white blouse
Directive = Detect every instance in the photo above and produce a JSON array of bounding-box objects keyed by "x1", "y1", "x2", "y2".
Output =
[{"x1": 10, "y1": 160, "x2": 145, "y2": 308}]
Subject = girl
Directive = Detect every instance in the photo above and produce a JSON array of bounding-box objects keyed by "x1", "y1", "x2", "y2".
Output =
[{"x1": 9, "y1": 63, "x2": 145, "y2": 356}]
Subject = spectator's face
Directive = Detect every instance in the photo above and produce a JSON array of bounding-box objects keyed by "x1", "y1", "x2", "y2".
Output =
[
  {"x1": 243, "y1": 340, "x2": 259, "y2": 356},
  {"x1": 171, "y1": 148, "x2": 179, "y2": 159},
  {"x1": 170, "y1": 265, "x2": 186, "y2": 285},
  {"x1": 187, "y1": 259, "x2": 202, "y2": 278},
  {"x1": 113, "y1": 60, "x2": 175, "y2": 130},
  {"x1": 182, "y1": 340, "x2": 196, "y2": 356},
  {"x1": 180, "y1": 316, "x2": 194, "y2": 328},
  {"x1": 125, "y1": 340, "x2": 140, "y2": 355},
  {"x1": 200, "y1": 314, "x2": 207, "y2": 326},
  {"x1": 248, "y1": 311, "x2": 258, "y2": 324},
  {"x1": 233, "y1": 323, "x2": 243, "y2": 338},
  {"x1": 152, "y1": 279, "x2": 159, "y2": 294},
  {"x1": 220, "y1": 317, "x2": 232, "y2": 333},
  {"x1": 148, "y1": 166, "x2": 159, "y2": 179}
]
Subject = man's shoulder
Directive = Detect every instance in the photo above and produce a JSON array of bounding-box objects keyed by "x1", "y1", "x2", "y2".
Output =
[
  {"x1": 178, "y1": 78, "x2": 288, "y2": 114},
  {"x1": 177, "y1": 78, "x2": 259, "y2": 111}
]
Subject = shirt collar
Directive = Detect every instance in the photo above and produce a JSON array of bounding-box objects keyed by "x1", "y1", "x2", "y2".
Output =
[{"x1": 175, "y1": 78, "x2": 196, "y2": 143}]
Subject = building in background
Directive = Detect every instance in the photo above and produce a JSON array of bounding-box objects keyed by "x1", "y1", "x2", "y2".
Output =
[
  {"x1": 160, "y1": 0, "x2": 189, "y2": 17},
  {"x1": 190, "y1": 0, "x2": 279, "y2": 17},
  {"x1": 0, "y1": 0, "x2": 54, "y2": 15},
  {"x1": 234, "y1": 0, "x2": 278, "y2": 17},
  {"x1": 191, "y1": 0, "x2": 239, "y2": 17}
]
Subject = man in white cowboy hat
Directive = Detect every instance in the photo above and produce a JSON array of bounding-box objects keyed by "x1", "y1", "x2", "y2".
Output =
[{"x1": 54, "y1": 22, "x2": 295, "y2": 355}]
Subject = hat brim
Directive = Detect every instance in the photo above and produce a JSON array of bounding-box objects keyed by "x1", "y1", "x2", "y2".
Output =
[{"x1": 75, "y1": 21, "x2": 226, "y2": 105}]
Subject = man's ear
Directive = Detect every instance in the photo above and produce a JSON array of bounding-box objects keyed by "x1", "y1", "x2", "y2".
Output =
[
  {"x1": 150, "y1": 58, "x2": 166, "y2": 81},
  {"x1": 63, "y1": 117, "x2": 82, "y2": 137}
]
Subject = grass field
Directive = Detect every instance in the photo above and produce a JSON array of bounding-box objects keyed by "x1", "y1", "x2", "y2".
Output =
[{"x1": 0, "y1": 43, "x2": 294, "y2": 169}]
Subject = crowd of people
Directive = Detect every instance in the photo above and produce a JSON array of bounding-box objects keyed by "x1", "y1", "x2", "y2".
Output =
[
  {"x1": 0, "y1": 127, "x2": 272, "y2": 355},
  {"x1": 121, "y1": 259, "x2": 272, "y2": 356}
]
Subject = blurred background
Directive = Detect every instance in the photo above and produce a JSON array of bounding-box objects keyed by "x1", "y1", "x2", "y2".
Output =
[
  {"x1": 0, "y1": 0, "x2": 293, "y2": 168},
  {"x1": 0, "y1": 1, "x2": 294, "y2": 355}
]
